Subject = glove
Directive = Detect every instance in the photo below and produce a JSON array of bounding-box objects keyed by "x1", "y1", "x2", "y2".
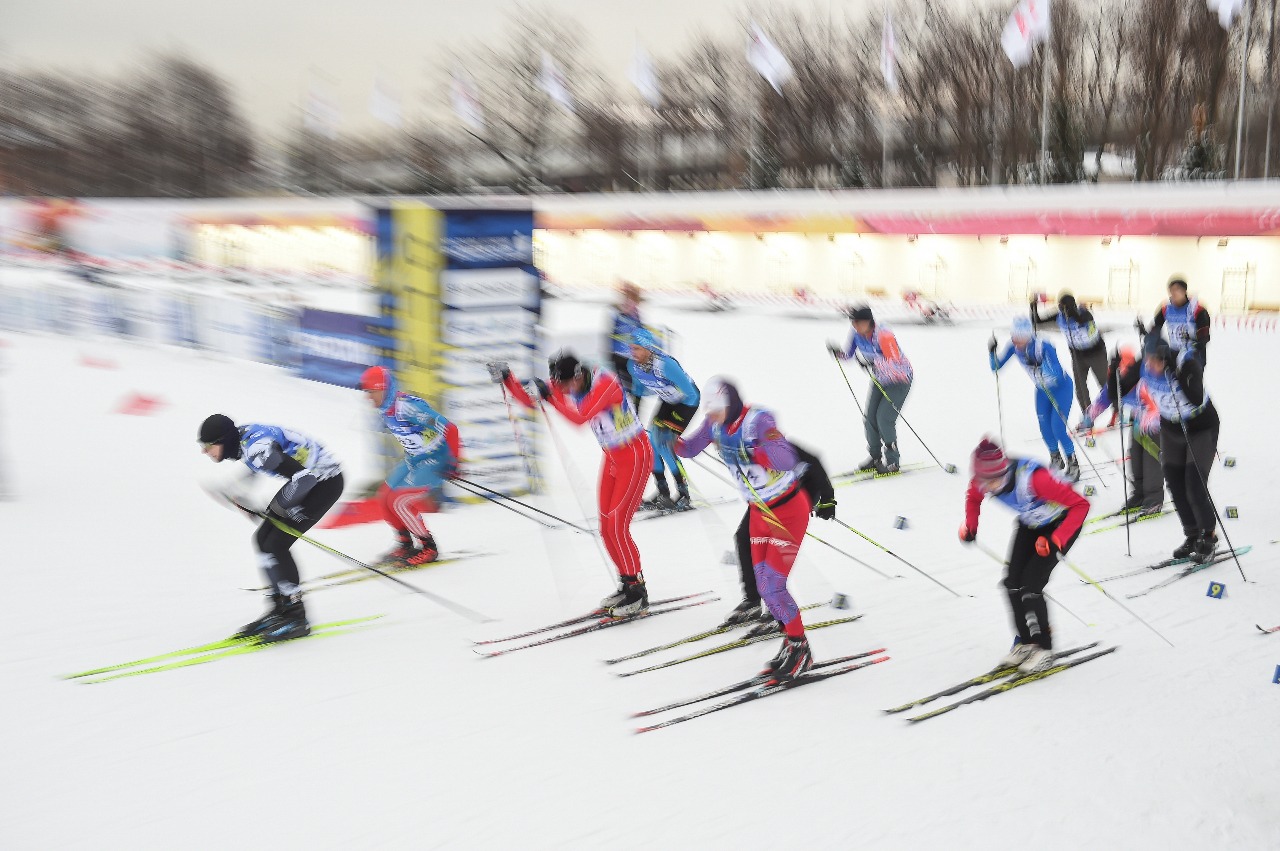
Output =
[
  {"x1": 826, "y1": 342, "x2": 843, "y2": 357},
  {"x1": 814, "y1": 500, "x2": 836, "y2": 521},
  {"x1": 853, "y1": 349, "x2": 873, "y2": 369},
  {"x1": 958, "y1": 524, "x2": 976, "y2": 543},
  {"x1": 1134, "y1": 317, "x2": 1148, "y2": 336},
  {"x1": 486, "y1": 361, "x2": 511, "y2": 384},
  {"x1": 987, "y1": 335, "x2": 998, "y2": 355},
  {"x1": 1035, "y1": 535, "x2": 1060, "y2": 558},
  {"x1": 530, "y1": 378, "x2": 551, "y2": 400}
]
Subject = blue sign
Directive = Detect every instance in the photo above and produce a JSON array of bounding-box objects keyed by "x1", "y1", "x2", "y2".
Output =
[
  {"x1": 1273, "y1": 665, "x2": 1280, "y2": 685},
  {"x1": 297, "y1": 308, "x2": 387, "y2": 388},
  {"x1": 1206, "y1": 581, "x2": 1226, "y2": 599}
]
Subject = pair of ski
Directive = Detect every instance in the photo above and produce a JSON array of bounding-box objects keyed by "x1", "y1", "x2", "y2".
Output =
[
  {"x1": 632, "y1": 649, "x2": 891, "y2": 733},
  {"x1": 886, "y1": 643, "x2": 1118, "y2": 723},
  {"x1": 635, "y1": 494, "x2": 738, "y2": 522},
  {"x1": 611, "y1": 611, "x2": 865, "y2": 677},
  {"x1": 1084, "y1": 507, "x2": 1174, "y2": 535},
  {"x1": 832, "y1": 460, "x2": 935, "y2": 487},
  {"x1": 1256, "y1": 624, "x2": 1280, "y2": 635},
  {"x1": 1123, "y1": 546, "x2": 1251, "y2": 599},
  {"x1": 473, "y1": 592, "x2": 719, "y2": 658},
  {"x1": 1085, "y1": 545, "x2": 1251, "y2": 588},
  {"x1": 244, "y1": 549, "x2": 491, "y2": 593},
  {"x1": 63, "y1": 615, "x2": 385, "y2": 684}
]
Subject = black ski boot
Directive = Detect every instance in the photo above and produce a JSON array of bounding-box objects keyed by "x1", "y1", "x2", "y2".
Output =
[
  {"x1": 639, "y1": 493, "x2": 674, "y2": 512},
  {"x1": 601, "y1": 574, "x2": 649, "y2": 617},
  {"x1": 1191, "y1": 531, "x2": 1219, "y2": 564},
  {"x1": 1049, "y1": 451, "x2": 1065, "y2": 471},
  {"x1": 1172, "y1": 533, "x2": 1199, "y2": 560},
  {"x1": 672, "y1": 482, "x2": 693, "y2": 511},
  {"x1": 744, "y1": 608, "x2": 781, "y2": 638},
  {"x1": 237, "y1": 592, "x2": 287, "y2": 638},
  {"x1": 856, "y1": 456, "x2": 881, "y2": 472},
  {"x1": 1064, "y1": 455, "x2": 1081, "y2": 482},
  {"x1": 720, "y1": 599, "x2": 762, "y2": 628},
  {"x1": 258, "y1": 594, "x2": 310, "y2": 643},
  {"x1": 379, "y1": 530, "x2": 417, "y2": 565},
  {"x1": 763, "y1": 635, "x2": 813, "y2": 681}
]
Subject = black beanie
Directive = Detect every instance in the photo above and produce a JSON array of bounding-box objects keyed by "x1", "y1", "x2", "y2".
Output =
[
  {"x1": 848, "y1": 305, "x2": 874, "y2": 323},
  {"x1": 199, "y1": 414, "x2": 241, "y2": 460},
  {"x1": 1058, "y1": 293, "x2": 1078, "y2": 315}
]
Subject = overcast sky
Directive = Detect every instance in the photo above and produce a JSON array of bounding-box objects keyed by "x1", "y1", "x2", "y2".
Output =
[{"x1": 3, "y1": 0, "x2": 878, "y2": 138}]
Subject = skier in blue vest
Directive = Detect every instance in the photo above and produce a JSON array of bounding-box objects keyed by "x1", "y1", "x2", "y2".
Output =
[
  {"x1": 1031, "y1": 291, "x2": 1108, "y2": 423},
  {"x1": 1138, "y1": 276, "x2": 1211, "y2": 367},
  {"x1": 990, "y1": 317, "x2": 1080, "y2": 481}
]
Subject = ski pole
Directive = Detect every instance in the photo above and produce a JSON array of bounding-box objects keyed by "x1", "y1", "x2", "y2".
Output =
[
  {"x1": 1057, "y1": 553, "x2": 1175, "y2": 647},
  {"x1": 453, "y1": 475, "x2": 593, "y2": 534},
  {"x1": 500, "y1": 384, "x2": 543, "y2": 492},
  {"x1": 1120, "y1": 412, "x2": 1132, "y2": 558},
  {"x1": 1173, "y1": 398, "x2": 1247, "y2": 581},
  {"x1": 688, "y1": 453, "x2": 896, "y2": 581},
  {"x1": 992, "y1": 334, "x2": 1007, "y2": 447},
  {"x1": 863, "y1": 368, "x2": 957, "y2": 474},
  {"x1": 830, "y1": 351, "x2": 868, "y2": 418},
  {"x1": 972, "y1": 541, "x2": 1093, "y2": 627},
  {"x1": 832, "y1": 517, "x2": 966, "y2": 598},
  {"x1": 252, "y1": 511, "x2": 495, "y2": 624}
]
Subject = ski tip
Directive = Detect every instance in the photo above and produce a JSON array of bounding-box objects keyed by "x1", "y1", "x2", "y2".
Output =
[
  {"x1": 873, "y1": 655, "x2": 891, "y2": 664},
  {"x1": 634, "y1": 726, "x2": 654, "y2": 735}
]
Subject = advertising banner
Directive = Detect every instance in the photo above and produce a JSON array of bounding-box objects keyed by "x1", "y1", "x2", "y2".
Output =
[{"x1": 297, "y1": 308, "x2": 384, "y2": 389}]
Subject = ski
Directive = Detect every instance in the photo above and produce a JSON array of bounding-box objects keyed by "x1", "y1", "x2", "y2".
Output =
[
  {"x1": 1088, "y1": 553, "x2": 1201, "y2": 585},
  {"x1": 905, "y1": 646, "x2": 1119, "y2": 723},
  {"x1": 882, "y1": 642, "x2": 1098, "y2": 715},
  {"x1": 1256, "y1": 624, "x2": 1280, "y2": 635},
  {"x1": 832, "y1": 461, "x2": 934, "y2": 487},
  {"x1": 68, "y1": 616, "x2": 385, "y2": 683},
  {"x1": 632, "y1": 648, "x2": 886, "y2": 718},
  {"x1": 1125, "y1": 546, "x2": 1252, "y2": 599},
  {"x1": 1084, "y1": 509, "x2": 1174, "y2": 536},
  {"x1": 244, "y1": 550, "x2": 491, "y2": 592},
  {"x1": 635, "y1": 495, "x2": 736, "y2": 522},
  {"x1": 617, "y1": 615, "x2": 865, "y2": 677},
  {"x1": 602, "y1": 602, "x2": 825, "y2": 665},
  {"x1": 474, "y1": 598, "x2": 720, "y2": 658},
  {"x1": 634, "y1": 655, "x2": 891, "y2": 733},
  {"x1": 472, "y1": 591, "x2": 714, "y2": 645}
]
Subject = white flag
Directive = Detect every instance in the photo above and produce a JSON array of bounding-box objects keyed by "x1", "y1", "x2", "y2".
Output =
[
  {"x1": 747, "y1": 24, "x2": 793, "y2": 94},
  {"x1": 1001, "y1": 0, "x2": 1052, "y2": 68},
  {"x1": 369, "y1": 76, "x2": 402, "y2": 128},
  {"x1": 629, "y1": 44, "x2": 661, "y2": 108},
  {"x1": 450, "y1": 70, "x2": 485, "y2": 132},
  {"x1": 881, "y1": 10, "x2": 899, "y2": 93},
  {"x1": 1206, "y1": 0, "x2": 1244, "y2": 29},
  {"x1": 304, "y1": 86, "x2": 339, "y2": 139},
  {"x1": 539, "y1": 52, "x2": 575, "y2": 113}
]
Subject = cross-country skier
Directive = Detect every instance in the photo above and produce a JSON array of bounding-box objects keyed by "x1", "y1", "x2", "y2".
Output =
[
  {"x1": 675, "y1": 379, "x2": 814, "y2": 680},
  {"x1": 828, "y1": 305, "x2": 913, "y2": 474},
  {"x1": 628, "y1": 327, "x2": 700, "y2": 512},
  {"x1": 198, "y1": 414, "x2": 344, "y2": 641},
  {"x1": 720, "y1": 442, "x2": 837, "y2": 634},
  {"x1": 490, "y1": 350, "x2": 654, "y2": 615},
  {"x1": 1031, "y1": 291, "x2": 1107, "y2": 423},
  {"x1": 990, "y1": 316, "x2": 1080, "y2": 481},
  {"x1": 1082, "y1": 345, "x2": 1164, "y2": 515},
  {"x1": 359, "y1": 365, "x2": 460, "y2": 567},
  {"x1": 607, "y1": 282, "x2": 643, "y2": 408},
  {"x1": 1139, "y1": 276, "x2": 1210, "y2": 367},
  {"x1": 958, "y1": 437, "x2": 1089, "y2": 674},
  {"x1": 1087, "y1": 334, "x2": 1220, "y2": 561}
]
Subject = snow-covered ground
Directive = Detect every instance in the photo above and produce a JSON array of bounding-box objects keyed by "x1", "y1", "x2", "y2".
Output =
[{"x1": 3, "y1": 296, "x2": 1279, "y2": 849}]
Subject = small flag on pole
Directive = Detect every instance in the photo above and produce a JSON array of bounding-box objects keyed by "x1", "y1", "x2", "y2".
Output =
[
  {"x1": 881, "y1": 9, "x2": 899, "y2": 93},
  {"x1": 539, "y1": 52, "x2": 575, "y2": 114},
  {"x1": 629, "y1": 43, "x2": 661, "y2": 108},
  {"x1": 748, "y1": 24, "x2": 793, "y2": 94},
  {"x1": 1000, "y1": 0, "x2": 1052, "y2": 68},
  {"x1": 450, "y1": 70, "x2": 485, "y2": 132},
  {"x1": 1206, "y1": 0, "x2": 1245, "y2": 30}
]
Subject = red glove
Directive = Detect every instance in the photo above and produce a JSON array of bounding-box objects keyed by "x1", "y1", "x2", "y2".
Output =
[
  {"x1": 1035, "y1": 536, "x2": 1062, "y2": 557},
  {"x1": 958, "y1": 524, "x2": 976, "y2": 543}
]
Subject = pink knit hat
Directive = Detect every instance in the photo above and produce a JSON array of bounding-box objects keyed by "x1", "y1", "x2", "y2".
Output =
[{"x1": 971, "y1": 437, "x2": 1010, "y2": 481}]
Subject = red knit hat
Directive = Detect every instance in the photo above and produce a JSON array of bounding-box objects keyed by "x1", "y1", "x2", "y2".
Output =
[
  {"x1": 360, "y1": 365, "x2": 389, "y2": 392},
  {"x1": 971, "y1": 437, "x2": 1010, "y2": 481}
]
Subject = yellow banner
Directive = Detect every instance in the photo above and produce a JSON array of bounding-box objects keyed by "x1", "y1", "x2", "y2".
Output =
[{"x1": 389, "y1": 202, "x2": 445, "y2": 407}]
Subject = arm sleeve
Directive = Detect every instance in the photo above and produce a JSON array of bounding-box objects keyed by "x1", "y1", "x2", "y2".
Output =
[
  {"x1": 749, "y1": 412, "x2": 798, "y2": 471},
  {"x1": 444, "y1": 422, "x2": 461, "y2": 461},
  {"x1": 627, "y1": 362, "x2": 649, "y2": 397},
  {"x1": 502, "y1": 372, "x2": 536, "y2": 409},
  {"x1": 1030, "y1": 303, "x2": 1057, "y2": 327},
  {"x1": 547, "y1": 375, "x2": 622, "y2": 426},
  {"x1": 662, "y1": 358, "x2": 699, "y2": 402},
  {"x1": 1150, "y1": 308, "x2": 1166, "y2": 332},
  {"x1": 1179, "y1": 357, "x2": 1207, "y2": 407},
  {"x1": 991, "y1": 343, "x2": 1015, "y2": 371},
  {"x1": 1029, "y1": 469, "x2": 1090, "y2": 545},
  {"x1": 963, "y1": 480, "x2": 983, "y2": 532},
  {"x1": 675, "y1": 418, "x2": 714, "y2": 457},
  {"x1": 1195, "y1": 306, "x2": 1211, "y2": 346}
]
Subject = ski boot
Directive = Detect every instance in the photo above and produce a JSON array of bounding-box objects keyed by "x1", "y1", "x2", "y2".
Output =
[
  {"x1": 1172, "y1": 533, "x2": 1199, "y2": 560},
  {"x1": 672, "y1": 483, "x2": 693, "y2": 512},
  {"x1": 1049, "y1": 451, "x2": 1065, "y2": 472},
  {"x1": 996, "y1": 642, "x2": 1034, "y2": 670},
  {"x1": 1139, "y1": 502, "x2": 1164, "y2": 517},
  {"x1": 403, "y1": 533, "x2": 439, "y2": 567},
  {"x1": 1191, "y1": 531, "x2": 1219, "y2": 564},
  {"x1": 639, "y1": 493, "x2": 675, "y2": 512},
  {"x1": 856, "y1": 456, "x2": 881, "y2": 473},
  {"x1": 236, "y1": 592, "x2": 287, "y2": 638},
  {"x1": 379, "y1": 530, "x2": 417, "y2": 565},
  {"x1": 744, "y1": 608, "x2": 781, "y2": 638},
  {"x1": 720, "y1": 599, "x2": 762, "y2": 628},
  {"x1": 258, "y1": 594, "x2": 311, "y2": 643},
  {"x1": 876, "y1": 460, "x2": 900, "y2": 474},
  {"x1": 1064, "y1": 455, "x2": 1081, "y2": 482},
  {"x1": 601, "y1": 574, "x2": 649, "y2": 617},
  {"x1": 763, "y1": 635, "x2": 813, "y2": 681},
  {"x1": 1018, "y1": 646, "x2": 1054, "y2": 674}
]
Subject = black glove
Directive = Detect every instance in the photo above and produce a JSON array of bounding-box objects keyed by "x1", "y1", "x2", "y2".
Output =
[
  {"x1": 1134, "y1": 317, "x2": 1148, "y2": 336},
  {"x1": 487, "y1": 361, "x2": 511, "y2": 384},
  {"x1": 987, "y1": 335, "x2": 999, "y2": 354},
  {"x1": 814, "y1": 500, "x2": 836, "y2": 521},
  {"x1": 531, "y1": 378, "x2": 551, "y2": 400}
]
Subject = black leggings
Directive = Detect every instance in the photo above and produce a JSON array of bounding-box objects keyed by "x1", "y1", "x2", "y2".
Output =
[
  {"x1": 1003, "y1": 516, "x2": 1080, "y2": 650},
  {"x1": 254, "y1": 474, "x2": 344, "y2": 595}
]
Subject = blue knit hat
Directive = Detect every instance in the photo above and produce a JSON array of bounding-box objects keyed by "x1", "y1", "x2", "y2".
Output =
[
  {"x1": 1011, "y1": 316, "x2": 1034, "y2": 340},
  {"x1": 631, "y1": 327, "x2": 662, "y2": 352}
]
